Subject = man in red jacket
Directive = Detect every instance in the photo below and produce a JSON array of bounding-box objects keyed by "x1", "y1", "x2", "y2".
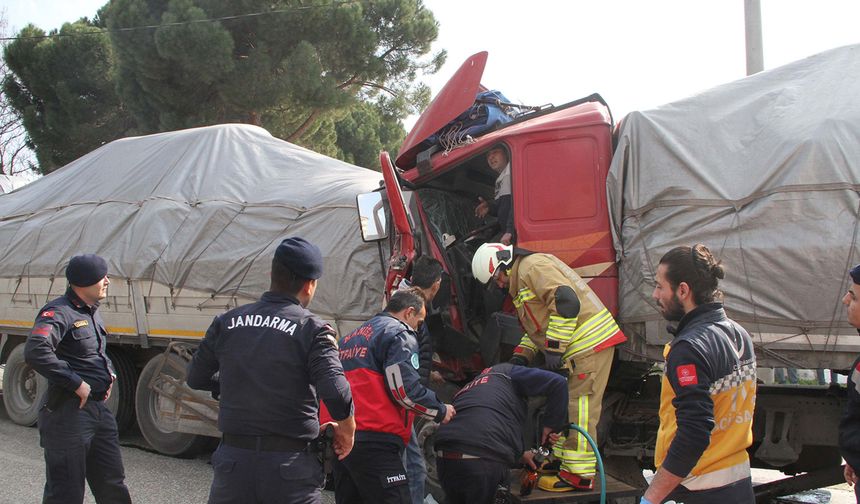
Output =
[{"x1": 323, "y1": 288, "x2": 455, "y2": 504}]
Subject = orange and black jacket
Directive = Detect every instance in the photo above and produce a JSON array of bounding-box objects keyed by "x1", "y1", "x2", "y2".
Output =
[
  {"x1": 655, "y1": 303, "x2": 756, "y2": 491},
  {"x1": 321, "y1": 312, "x2": 446, "y2": 447}
]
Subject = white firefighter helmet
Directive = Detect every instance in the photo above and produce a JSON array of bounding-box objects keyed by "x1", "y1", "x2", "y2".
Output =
[{"x1": 471, "y1": 243, "x2": 514, "y2": 284}]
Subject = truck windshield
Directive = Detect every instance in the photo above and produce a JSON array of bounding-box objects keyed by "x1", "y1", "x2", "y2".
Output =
[{"x1": 415, "y1": 188, "x2": 481, "y2": 248}]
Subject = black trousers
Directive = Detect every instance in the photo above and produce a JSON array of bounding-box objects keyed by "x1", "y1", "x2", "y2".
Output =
[
  {"x1": 333, "y1": 441, "x2": 410, "y2": 504},
  {"x1": 437, "y1": 457, "x2": 509, "y2": 504},
  {"x1": 207, "y1": 443, "x2": 324, "y2": 504},
  {"x1": 38, "y1": 396, "x2": 131, "y2": 504},
  {"x1": 666, "y1": 477, "x2": 755, "y2": 504}
]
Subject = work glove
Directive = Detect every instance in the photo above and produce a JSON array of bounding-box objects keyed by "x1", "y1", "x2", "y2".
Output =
[{"x1": 544, "y1": 352, "x2": 564, "y2": 370}]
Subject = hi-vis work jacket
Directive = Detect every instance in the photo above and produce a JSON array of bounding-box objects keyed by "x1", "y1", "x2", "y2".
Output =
[
  {"x1": 509, "y1": 253, "x2": 625, "y2": 361},
  {"x1": 655, "y1": 303, "x2": 756, "y2": 492}
]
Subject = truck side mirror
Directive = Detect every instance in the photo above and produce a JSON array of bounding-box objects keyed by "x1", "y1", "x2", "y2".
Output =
[{"x1": 356, "y1": 192, "x2": 388, "y2": 242}]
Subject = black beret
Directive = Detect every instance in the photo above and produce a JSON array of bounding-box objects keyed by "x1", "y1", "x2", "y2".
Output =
[
  {"x1": 274, "y1": 237, "x2": 323, "y2": 280},
  {"x1": 66, "y1": 254, "x2": 109, "y2": 287},
  {"x1": 851, "y1": 264, "x2": 860, "y2": 285}
]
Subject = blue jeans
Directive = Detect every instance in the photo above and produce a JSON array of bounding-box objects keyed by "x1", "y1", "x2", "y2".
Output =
[{"x1": 402, "y1": 426, "x2": 427, "y2": 504}]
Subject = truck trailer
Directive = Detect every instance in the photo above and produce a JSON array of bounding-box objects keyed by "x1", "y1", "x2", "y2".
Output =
[{"x1": 0, "y1": 123, "x2": 384, "y2": 455}]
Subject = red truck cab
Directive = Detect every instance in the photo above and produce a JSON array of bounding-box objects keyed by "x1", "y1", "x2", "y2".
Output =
[{"x1": 360, "y1": 51, "x2": 619, "y2": 380}]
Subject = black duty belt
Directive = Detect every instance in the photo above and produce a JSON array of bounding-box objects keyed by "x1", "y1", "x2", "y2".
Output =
[
  {"x1": 46, "y1": 386, "x2": 106, "y2": 410},
  {"x1": 222, "y1": 434, "x2": 309, "y2": 452}
]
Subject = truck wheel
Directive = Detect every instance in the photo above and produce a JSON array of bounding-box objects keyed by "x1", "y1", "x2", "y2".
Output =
[
  {"x1": 414, "y1": 417, "x2": 445, "y2": 502},
  {"x1": 136, "y1": 353, "x2": 210, "y2": 457},
  {"x1": 2, "y1": 344, "x2": 48, "y2": 426},
  {"x1": 105, "y1": 347, "x2": 137, "y2": 433}
]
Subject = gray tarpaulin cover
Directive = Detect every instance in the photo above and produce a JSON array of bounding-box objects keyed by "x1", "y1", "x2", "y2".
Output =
[
  {"x1": 608, "y1": 44, "x2": 860, "y2": 336},
  {"x1": 0, "y1": 124, "x2": 384, "y2": 332}
]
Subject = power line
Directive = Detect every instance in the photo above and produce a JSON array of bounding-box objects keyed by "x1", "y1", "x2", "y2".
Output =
[{"x1": 0, "y1": 1, "x2": 360, "y2": 42}]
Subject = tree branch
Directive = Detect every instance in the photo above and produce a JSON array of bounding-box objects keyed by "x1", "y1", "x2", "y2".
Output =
[{"x1": 286, "y1": 108, "x2": 321, "y2": 142}]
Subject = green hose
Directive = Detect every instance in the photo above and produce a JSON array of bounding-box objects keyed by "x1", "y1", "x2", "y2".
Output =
[{"x1": 568, "y1": 423, "x2": 606, "y2": 504}]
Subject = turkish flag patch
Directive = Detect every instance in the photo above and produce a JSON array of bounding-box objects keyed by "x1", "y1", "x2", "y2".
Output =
[
  {"x1": 676, "y1": 364, "x2": 699, "y2": 386},
  {"x1": 855, "y1": 361, "x2": 860, "y2": 372},
  {"x1": 42, "y1": 310, "x2": 55, "y2": 318}
]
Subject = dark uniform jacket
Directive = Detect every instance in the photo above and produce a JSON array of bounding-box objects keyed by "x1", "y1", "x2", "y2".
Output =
[
  {"x1": 187, "y1": 291, "x2": 353, "y2": 442},
  {"x1": 321, "y1": 312, "x2": 446, "y2": 447},
  {"x1": 25, "y1": 288, "x2": 115, "y2": 399},
  {"x1": 434, "y1": 363, "x2": 568, "y2": 466},
  {"x1": 655, "y1": 303, "x2": 756, "y2": 492},
  {"x1": 840, "y1": 353, "x2": 860, "y2": 470},
  {"x1": 396, "y1": 278, "x2": 433, "y2": 385}
]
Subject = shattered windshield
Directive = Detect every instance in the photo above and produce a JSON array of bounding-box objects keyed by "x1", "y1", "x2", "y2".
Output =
[{"x1": 416, "y1": 188, "x2": 482, "y2": 247}]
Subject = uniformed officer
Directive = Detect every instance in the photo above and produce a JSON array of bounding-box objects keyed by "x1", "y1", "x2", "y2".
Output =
[
  {"x1": 187, "y1": 237, "x2": 355, "y2": 504},
  {"x1": 435, "y1": 363, "x2": 569, "y2": 504},
  {"x1": 323, "y1": 288, "x2": 455, "y2": 504},
  {"x1": 839, "y1": 263, "x2": 860, "y2": 503},
  {"x1": 25, "y1": 254, "x2": 132, "y2": 504},
  {"x1": 471, "y1": 243, "x2": 627, "y2": 491}
]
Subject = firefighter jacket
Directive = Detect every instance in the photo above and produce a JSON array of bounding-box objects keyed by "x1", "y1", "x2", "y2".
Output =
[
  {"x1": 839, "y1": 352, "x2": 860, "y2": 470},
  {"x1": 25, "y1": 288, "x2": 115, "y2": 399},
  {"x1": 435, "y1": 363, "x2": 568, "y2": 466},
  {"x1": 321, "y1": 312, "x2": 447, "y2": 447},
  {"x1": 187, "y1": 291, "x2": 354, "y2": 441},
  {"x1": 655, "y1": 303, "x2": 756, "y2": 492},
  {"x1": 509, "y1": 253, "x2": 625, "y2": 362}
]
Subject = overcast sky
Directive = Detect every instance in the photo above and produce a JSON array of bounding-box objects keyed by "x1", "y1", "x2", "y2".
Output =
[{"x1": 4, "y1": 0, "x2": 860, "y2": 124}]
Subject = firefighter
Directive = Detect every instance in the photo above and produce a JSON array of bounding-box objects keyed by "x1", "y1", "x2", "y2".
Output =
[
  {"x1": 434, "y1": 363, "x2": 569, "y2": 504},
  {"x1": 642, "y1": 244, "x2": 756, "y2": 503},
  {"x1": 396, "y1": 255, "x2": 445, "y2": 504},
  {"x1": 187, "y1": 237, "x2": 356, "y2": 504},
  {"x1": 839, "y1": 263, "x2": 860, "y2": 503},
  {"x1": 323, "y1": 288, "x2": 455, "y2": 504},
  {"x1": 24, "y1": 254, "x2": 132, "y2": 504},
  {"x1": 471, "y1": 243, "x2": 626, "y2": 491}
]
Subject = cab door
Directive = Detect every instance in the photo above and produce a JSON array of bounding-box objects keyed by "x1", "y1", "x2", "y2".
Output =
[{"x1": 379, "y1": 151, "x2": 416, "y2": 297}]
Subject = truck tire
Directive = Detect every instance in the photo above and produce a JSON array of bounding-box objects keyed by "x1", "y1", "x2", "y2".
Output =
[
  {"x1": 136, "y1": 353, "x2": 210, "y2": 457},
  {"x1": 414, "y1": 416, "x2": 444, "y2": 502},
  {"x1": 105, "y1": 347, "x2": 137, "y2": 433},
  {"x1": 2, "y1": 344, "x2": 48, "y2": 426}
]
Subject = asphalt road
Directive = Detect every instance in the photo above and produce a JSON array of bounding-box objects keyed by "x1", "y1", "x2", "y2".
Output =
[{"x1": 0, "y1": 392, "x2": 336, "y2": 504}]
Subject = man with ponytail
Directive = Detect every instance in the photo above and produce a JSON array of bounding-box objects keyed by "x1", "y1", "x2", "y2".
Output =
[{"x1": 641, "y1": 244, "x2": 756, "y2": 504}]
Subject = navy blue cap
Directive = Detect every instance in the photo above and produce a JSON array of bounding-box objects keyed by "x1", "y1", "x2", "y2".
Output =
[
  {"x1": 274, "y1": 237, "x2": 323, "y2": 280},
  {"x1": 850, "y1": 264, "x2": 860, "y2": 284},
  {"x1": 66, "y1": 254, "x2": 109, "y2": 287}
]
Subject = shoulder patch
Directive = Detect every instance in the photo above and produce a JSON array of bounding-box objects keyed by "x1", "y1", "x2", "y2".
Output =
[
  {"x1": 31, "y1": 324, "x2": 51, "y2": 337},
  {"x1": 676, "y1": 364, "x2": 698, "y2": 387},
  {"x1": 42, "y1": 310, "x2": 55, "y2": 318},
  {"x1": 73, "y1": 320, "x2": 89, "y2": 328},
  {"x1": 410, "y1": 353, "x2": 420, "y2": 370}
]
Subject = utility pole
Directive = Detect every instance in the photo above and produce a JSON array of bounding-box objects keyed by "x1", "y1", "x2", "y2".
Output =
[{"x1": 744, "y1": 0, "x2": 764, "y2": 75}]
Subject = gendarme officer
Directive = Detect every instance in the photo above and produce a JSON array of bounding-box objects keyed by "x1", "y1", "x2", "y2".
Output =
[
  {"x1": 187, "y1": 236, "x2": 356, "y2": 504},
  {"x1": 25, "y1": 254, "x2": 132, "y2": 504}
]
